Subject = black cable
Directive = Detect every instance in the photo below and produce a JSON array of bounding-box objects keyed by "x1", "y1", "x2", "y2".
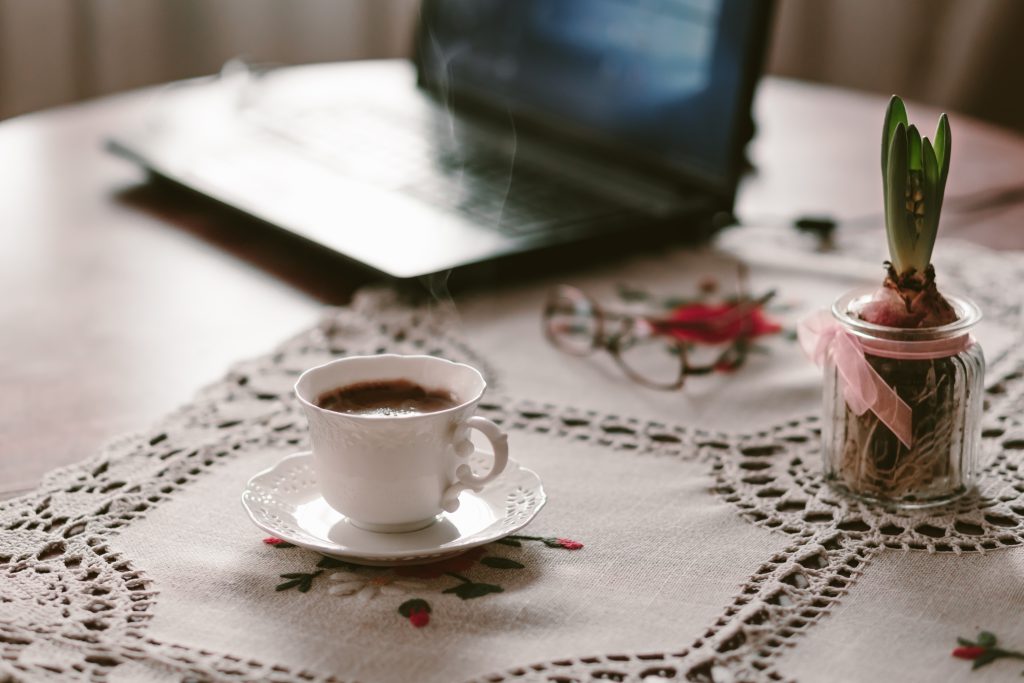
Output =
[{"x1": 737, "y1": 181, "x2": 1024, "y2": 238}]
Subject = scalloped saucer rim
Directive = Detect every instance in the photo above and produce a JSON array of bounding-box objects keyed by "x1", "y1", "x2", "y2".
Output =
[{"x1": 241, "y1": 451, "x2": 546, "y2": 566}]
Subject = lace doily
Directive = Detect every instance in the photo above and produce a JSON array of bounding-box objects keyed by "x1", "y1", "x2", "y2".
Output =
[{"x1": 3, "y1": 239, "x2": 1024, "y2": 683}]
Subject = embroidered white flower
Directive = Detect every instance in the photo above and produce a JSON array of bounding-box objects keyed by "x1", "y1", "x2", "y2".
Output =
[{"x1": 328, "y1": 572, "x2": 423, "y2": 599}]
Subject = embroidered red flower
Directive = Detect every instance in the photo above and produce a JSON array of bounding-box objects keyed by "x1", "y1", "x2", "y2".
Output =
[
  {"x1": 395, "y1": 547, "x2": 487, "y2": 579},
  {"x1": 951, "y1": 631, "x2": 1024, "y2": 674},
  {"x1": 653, "y1": 302, "x2": 780, "y2": 345},
  {"x1": 399, "y1": 599, "x2": 432, "y2": 628},
  {"x1": 263, "y1": 537, "x2": 285, "y2": 545},
  {"x1": 408, "y1": 608, "x2": 430, "y2": 628},
  {"x1": 952, "y1": 646, "x2": 986, "y2": 660},
  {"x1": 510, "y1": 534, "x2": 586, "y2": 550}
]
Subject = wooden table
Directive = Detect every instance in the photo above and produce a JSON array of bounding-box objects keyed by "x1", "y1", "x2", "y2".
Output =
[{"x1": 3, "y1": 60, "x2": 1024, "y2": 497}]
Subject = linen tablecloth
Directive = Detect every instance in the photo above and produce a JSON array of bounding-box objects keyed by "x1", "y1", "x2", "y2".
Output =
[{"x1": 3, "y1": 227, "x2": 1024, "y2": 682}]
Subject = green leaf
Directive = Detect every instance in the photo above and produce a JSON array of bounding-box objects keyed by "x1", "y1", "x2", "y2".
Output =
[
  {"x1": 958, "y1": 637, "x2": 977, "y2": 647},
  {"x1": 481, "y1": 556, "x2": 525, "y2": 569},
  {"x1": 934, "y1": 112, "x2": 951, "y2": 188},
  {"x1": 922, "y1": 137, "x2": 939, "y2": 189},
  {"x1": 442, "y1": 582, "x2": 504, "y2": 600},
  {"x1": 277, "y1": 570, "x2": 321, "y2": 593},
  {"x1": 495, "y1": 538, "x2": 522, "y2": 547},
  {"x1": 978, "y1": 632, "x2": 998, "y2": 647},
  {"x1": 882, "y1": 95, "x2": 909, "y2": 177},
  {"x1": 398, "y1": 598, "x2": 432, "y2": 617},
  {"x1": 907, "y1": 124, "x2": 922, "y2": 171},
  {"x1": 914, "y1": 138, "x2": 940, "y2": 269},
  {"x1": 885, "y1": 122, "x2": 913, "y2": 272},
  {"x1": 973, "y1": 650, "x2": 1000, "y2": 670},
  {"x1": 934, "y1": 113, "x2": 951, "y2": 216}
]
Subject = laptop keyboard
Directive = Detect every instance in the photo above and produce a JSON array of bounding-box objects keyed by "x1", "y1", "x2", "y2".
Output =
[{"x1": 245, "y1": 104, "x2": 624, "y2": 236}]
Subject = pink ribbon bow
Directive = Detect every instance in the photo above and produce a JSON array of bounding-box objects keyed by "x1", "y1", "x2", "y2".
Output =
[{"x1": 797, "y1": 310, "x2": 970, "y2": 449}]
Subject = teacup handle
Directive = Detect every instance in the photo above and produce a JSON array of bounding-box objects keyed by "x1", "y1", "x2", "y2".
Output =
[{"x1": 441, "y1": 416, "x2": 509, "y2": 513}]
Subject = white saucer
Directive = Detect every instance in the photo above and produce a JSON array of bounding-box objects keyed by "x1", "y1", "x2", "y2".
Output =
[{"x1": 241, "y1": 452, "x2": 546, "y2": 566}]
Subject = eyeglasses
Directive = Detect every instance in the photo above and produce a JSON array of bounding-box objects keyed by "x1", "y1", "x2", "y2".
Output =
[{"x1": 542, "y1": 284, "x2": 775, "y2": 390}]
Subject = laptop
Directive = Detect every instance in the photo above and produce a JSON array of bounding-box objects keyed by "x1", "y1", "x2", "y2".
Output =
[{"x1": 109, "y1": 0, "x2": 774, "y2": 279}]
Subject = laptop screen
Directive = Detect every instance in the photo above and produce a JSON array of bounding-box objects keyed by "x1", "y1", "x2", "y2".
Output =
[{"x1": 417, "y1": 0, "x2": 770, "y2": 197}]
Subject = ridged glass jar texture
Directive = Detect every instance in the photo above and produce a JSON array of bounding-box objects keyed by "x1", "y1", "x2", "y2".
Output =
[{"x1": 822, "y1": 290, "x2": 984, "y2": 508}]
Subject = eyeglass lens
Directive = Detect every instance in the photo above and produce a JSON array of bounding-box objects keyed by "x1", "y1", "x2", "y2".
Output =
[{"x1": 544, "y1": 288, "x2": 601, "y2": 356}]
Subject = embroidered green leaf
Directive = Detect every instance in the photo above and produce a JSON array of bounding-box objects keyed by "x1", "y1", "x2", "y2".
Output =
[
  {"x1": 494, "y1": 538, "x2": 522, "y2": 547},
  {"x1": 973, "y1": 651, "x2": 999, "y2": 670},
  {"x1": 276, "y1": 570, "x2": 322, "y2": 593},
  {"x1": 398, "y1": 599, "x2": 432, "y2": 617},
  {"x1": 481, "y1": 557, "x2": 524, "y2": 569},
  {"x1": 978, "y1": 632, "x2": 998, "y2": 648},
  {"x1": 317, "y1": 556, "x2": 359, "y2": 570},
  {"x1": 442, "y1": 582, "x2": 504, "y2": 600},
  {"x1": 953, "y1": 631, "x2": 1024, "y2": 676}
]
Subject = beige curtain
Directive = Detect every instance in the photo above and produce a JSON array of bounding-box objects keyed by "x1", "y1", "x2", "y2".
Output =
[
  {"x1": 769, "y1": 0, "x2": 1024, "y2": 133},
  {"x1": 2, "y1": 0, "x2": 1023, "y2": 133},
  {"x1": 0, "y1": 0, "x2": 419, "y2": 120}
]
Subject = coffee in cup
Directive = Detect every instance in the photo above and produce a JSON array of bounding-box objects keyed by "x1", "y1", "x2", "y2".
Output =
[
  {"x1": 295, "y1": 355, "x2": 509, "y2": 533},
  {"x1": 315, "y1": 379, "x2": 458, "y2": 417}
]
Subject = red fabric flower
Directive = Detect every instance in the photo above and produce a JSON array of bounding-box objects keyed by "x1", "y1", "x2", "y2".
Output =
[
  {"x1": 263, "y1": 537, "x2": 284, "y2": 545},
  {"x1": 653, "y1": 303, "x2": 780, "y2": 345},
  {"x1": 395, "y1": 547, "x2": 486, "y2": 579},
  {"x1": 399, "y1": 599, "x2": 432, "y2": 626},
  {"x1": 952, "y1": 646, "x2": 986, "y2": 660},
  {"x1": 556, "y1": 538, "x2": 584, "y2": 550}
]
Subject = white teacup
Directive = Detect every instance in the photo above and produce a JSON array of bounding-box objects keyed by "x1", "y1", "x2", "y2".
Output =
[{"x1": 294, "y1": 354, "x2": 509, "y2": 533}]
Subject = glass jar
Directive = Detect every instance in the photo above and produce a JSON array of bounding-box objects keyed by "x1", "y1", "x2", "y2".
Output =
[{"x1": 822, "y1": 289, "x2": 985, "y2": 508}]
